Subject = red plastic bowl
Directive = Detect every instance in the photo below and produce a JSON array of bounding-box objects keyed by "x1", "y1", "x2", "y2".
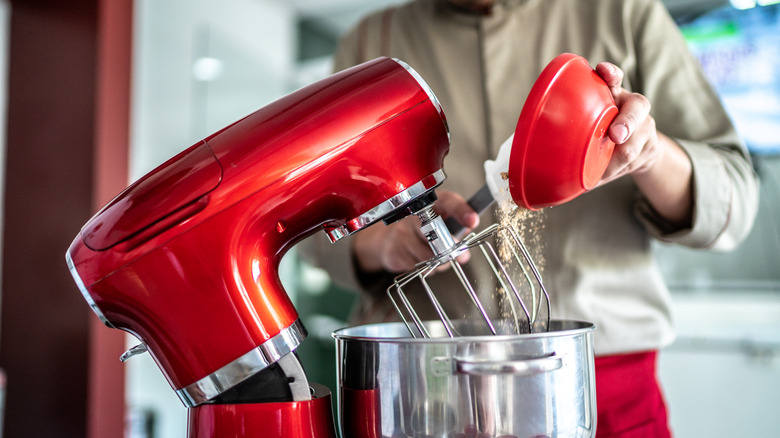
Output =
[{"x1": 509, "y1": 53, "x2": 619, "y2": 210}]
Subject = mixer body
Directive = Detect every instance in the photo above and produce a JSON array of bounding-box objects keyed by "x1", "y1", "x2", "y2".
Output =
[
  {"x1": 186, "y1": 383, "x2": 339, "y2": 438},
  {"x1": 66, "y1": 55, "x2": 449, "y2": 427}
]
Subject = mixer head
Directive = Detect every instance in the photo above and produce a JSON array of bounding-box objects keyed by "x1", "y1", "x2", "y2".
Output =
[{"x1": 66, "y1": 57, "x2": 450, "y2": 407}]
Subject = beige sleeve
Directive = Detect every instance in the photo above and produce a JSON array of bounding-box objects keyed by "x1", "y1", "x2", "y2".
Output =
[{"x1": 629, "y1": 0, "x2": 759, "y2": 251}]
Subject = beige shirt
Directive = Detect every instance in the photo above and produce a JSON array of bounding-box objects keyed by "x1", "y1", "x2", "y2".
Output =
[{"x1": 299, "y1": 0, "x2": 759, "y2": 355}]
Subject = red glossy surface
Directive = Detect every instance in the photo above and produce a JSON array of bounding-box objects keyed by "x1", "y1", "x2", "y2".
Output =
[
  {"x1": 509, "y1": 53, "x2": 618, "y2": 210},
  {"x1": 83, "y1": 142, "x2": 221, "y2": 250},
  {"x1": 341, "y1": 388, "x2": 381, "y2": 438},
  {"x1": 187, "y1": 391, "x2": 337, "y2": 438},
  {"x1": 67, "y1": 57, "x2": 449, "y2": 391}
]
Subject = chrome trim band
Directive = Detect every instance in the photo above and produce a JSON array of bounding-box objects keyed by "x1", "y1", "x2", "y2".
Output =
[
  {"x1": 326, "y1": 170, "x2": 446, "y2": 242},
  {"x1": 392, "y1": 58, "x2": 450, "y2": 143},
  {"x1": 176, "y1": 319, "x2": 307, "y2": 407},
  {"x1": 66, "y1": 250, "x2": 114, "y2": 328}
]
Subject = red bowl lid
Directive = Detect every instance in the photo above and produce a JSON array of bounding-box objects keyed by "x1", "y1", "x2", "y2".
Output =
[{"x1": 509, "y1": 53, "x2": 618, "y2": 210}]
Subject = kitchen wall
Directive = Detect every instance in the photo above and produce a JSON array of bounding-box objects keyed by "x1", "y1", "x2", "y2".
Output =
[
  {"x1": 126, "y1": 0, "x2": 780, "y2": 437},
  {"x1": 129, "y1": 0, "x2": 296, "y2": 180}
]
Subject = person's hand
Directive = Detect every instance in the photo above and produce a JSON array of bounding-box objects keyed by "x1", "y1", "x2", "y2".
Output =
[
  {"x1": 594, "y1": 62, "x2": 693, "y2": 227},
  {"x1": 352, "y1": 190, "x2": 479, "y2": 274},
  {"x1": 595, "y1": 62, "x2": 661, "y2": 183}
]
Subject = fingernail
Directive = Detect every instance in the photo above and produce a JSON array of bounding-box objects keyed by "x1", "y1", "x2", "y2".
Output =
[
  {"x1": 464, "y1": 212, "x2": 479, "y2": 228},
  {"x1": 613, "y1": 124, "x2": 628, "y2": 143}
]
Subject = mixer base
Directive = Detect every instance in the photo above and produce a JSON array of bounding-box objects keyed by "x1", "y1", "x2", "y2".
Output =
[{"x1": 186, "y1": 382, "x2": 337, "y2": 438}]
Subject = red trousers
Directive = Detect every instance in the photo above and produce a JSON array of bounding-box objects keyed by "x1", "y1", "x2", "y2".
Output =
[{"x1": 594, "y1": 351, "x2": 672, "y2": 438}]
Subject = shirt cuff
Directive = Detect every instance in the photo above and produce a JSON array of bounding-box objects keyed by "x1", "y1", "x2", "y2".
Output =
[{"x1": 635, "y1": 139, "x2": 731, "y2": 248}]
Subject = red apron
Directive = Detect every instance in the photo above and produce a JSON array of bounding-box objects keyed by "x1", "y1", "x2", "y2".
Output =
[{"x1": 595, "y1": 351, "x2": 672, "y2": 438}]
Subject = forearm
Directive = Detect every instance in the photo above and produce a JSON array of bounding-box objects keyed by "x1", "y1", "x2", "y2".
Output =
[
  {"x1": 352, "y1": 225, "x2": 387, "y2": 273},
  {"x1": 632, "y1": 132, "x2": 693, "y2": 229}
]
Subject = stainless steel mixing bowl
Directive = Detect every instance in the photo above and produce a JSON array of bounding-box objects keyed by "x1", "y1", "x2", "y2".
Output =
[{"x1": 333, "y1": 319, "x2": 596, "y2": 438}]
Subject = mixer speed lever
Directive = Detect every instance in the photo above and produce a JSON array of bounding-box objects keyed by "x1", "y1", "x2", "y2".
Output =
[{"x1": 120, "y1": 343, "x2": 148, "y2": 362}]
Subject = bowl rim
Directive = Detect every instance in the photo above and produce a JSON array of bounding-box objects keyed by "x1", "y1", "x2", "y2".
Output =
[{"x1": 332, "y1": 319, "x2": 595, "y2": 343}]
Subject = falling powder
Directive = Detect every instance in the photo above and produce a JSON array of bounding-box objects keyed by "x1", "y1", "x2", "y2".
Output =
[{"x1": 491, "y1": 180, "x2": 548, "y2": 333}]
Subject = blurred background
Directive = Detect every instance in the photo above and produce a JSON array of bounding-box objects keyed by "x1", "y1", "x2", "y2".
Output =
[{"x1": 0, "y1": 0, "x2": 778, "y2": 437}]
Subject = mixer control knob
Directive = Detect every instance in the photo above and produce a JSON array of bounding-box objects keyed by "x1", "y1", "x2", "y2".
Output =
[{"x1": 120, "y1": 343, "x2": 148, "y2": 363}]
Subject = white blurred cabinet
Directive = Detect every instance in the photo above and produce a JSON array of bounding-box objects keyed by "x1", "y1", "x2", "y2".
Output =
[{"x1": 658, "y1": 292, "x2": 780, "y2": 437}]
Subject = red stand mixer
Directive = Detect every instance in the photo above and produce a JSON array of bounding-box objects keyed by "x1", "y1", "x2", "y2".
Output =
[
  {"x1": 67, "y1": 54, "x2": 617, "y2": 437},
  {"x1": 67, "y1": 57, "x2": 449, "y2": 438}
]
